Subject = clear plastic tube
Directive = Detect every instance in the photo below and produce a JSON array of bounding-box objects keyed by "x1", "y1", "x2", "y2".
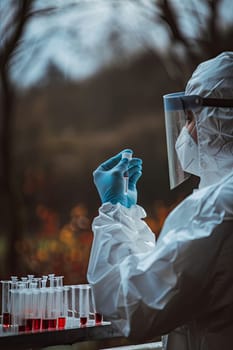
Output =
[
  {"x1": 70, "y1": 285, "x2": 79, "y2": 327},
  {"x1": 89, "y1": 285, "x2": 103, "y2": 325},
  {"x1": 31, "y1": 287, "x2": 41, "y2": 331},
  {"x1": 10, "y1": 288, "x2": 18, "y2": 328},
  {"x1": 1, "y1": 280, "x2": 12, "y2": 327},
  {"x1": 56, "y1": 286, "x2": 69, "y2": 329},
  {"x1": 17, "y1": 282, "x2": 26, "y2": 332},
  {"x1": 78, "y1": 284, "x2": 90, "y2": 327},
  {"x1": 41, "y1": 287, "x2": 57, "y2": 330},
  {"x1": 122, "y1": 152, "x2": 132, "y2": 194},
  {"x1": 40, "y1": 285, "x2": 47, "y2": 330},
  {"x1": 23, "y1": 282, "x2": 39, "y2": 332},
  {"x1": 24, "y1": 287, "x2": 33, "y2": 331}
]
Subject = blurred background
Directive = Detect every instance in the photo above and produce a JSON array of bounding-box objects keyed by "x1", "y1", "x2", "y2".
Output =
[{"x1": 1, "y1": 0, "x2": 233, "y2": 284}]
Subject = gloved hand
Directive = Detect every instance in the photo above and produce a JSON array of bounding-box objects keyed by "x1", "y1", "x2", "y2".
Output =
[{"x1": 93, "y1": 149, "x2": 142, "y2": 208}]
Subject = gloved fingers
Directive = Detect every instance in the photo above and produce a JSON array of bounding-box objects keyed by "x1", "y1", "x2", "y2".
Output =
[
  {"x1": 98, "y1": 149, "x2": 132, "y2": 171},
  {"x1": 128, "y1": 158, "x2": 142, "y2": 187},
  {"x1": 129, "y1": 170, "x2": 142, "y2": 188},
  {"x1": 128, "y1": 158, "x2": 142, "y2": 176},
  {"x1": 98, "y1": 152, "x2": 122, "y2": 171},
  {"x1": 114, "y1": 157, "x2": 130, "y2": 174},
  {"x1": 128, "y1": 158, "x2": 142, "y2": 169},
  {"x1": 93, "y1": 156, "x2": 130, "y2": 186}
]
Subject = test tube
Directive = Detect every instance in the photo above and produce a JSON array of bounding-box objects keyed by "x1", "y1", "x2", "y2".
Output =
[
  {"x1": 9, "y1": 278, "x2": 18, "y2": 331},
  {"x1": 17, "y1": 282, "x2": 27, "y2": 332},
  {"x1": 31, "y1": 286, "x2": 41, "y2": 331},
  {"x1": 1, "y1": 280, "x2": 12, "y2": 327},
  {"x1": 24, "y1": 282, "x2": 40, "y2": 332},
  {"x1": 41, "y1": 287, "x2": 57, "y2": 330},
  {"x1": 24, "y1": 286, "x2": 32, "y2": 331},
  {"x1": 70, "y1": 285, "x2": 80, "y2": 328},
  {"x1": 122, "y1": 151, "x2": 132, "y2": 194},
  {"x1": 65, "y1": 286, "x2": 74, "y2": 328},
  {"x1": 78, "y1": 284, "x2": 90, "y2": 327},
  {"x1": 89, "y1": 285, "x2": 103, "y2": 325},
  {"x1": 56, "y1": 286, "x2": 69, "y2": 329},
  {"x1": 10, "y1": 288, "x2": 19, "y2": 330},
  {"x1": 40, "y1": 283, "x2": 47, "y2": 330}
]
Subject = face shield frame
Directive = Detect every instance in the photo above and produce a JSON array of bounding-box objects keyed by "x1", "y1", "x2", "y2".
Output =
[{"x1": 163, "y1": 92, "x2": 233, "y2": 189}]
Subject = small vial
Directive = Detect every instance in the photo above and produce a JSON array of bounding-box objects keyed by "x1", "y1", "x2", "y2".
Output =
[
  {"x1": 122, "y1": 152, "x2": 132, "y2": 194},
  {"x1": 1, "y1": 280, "x2": 12, "y2": 327},
  {"x1": 78, "y1": 284, "x2": 90, "y2": 327},
  {"x1": 89, "y1": 285, "x2": 103, "y2": 325}
]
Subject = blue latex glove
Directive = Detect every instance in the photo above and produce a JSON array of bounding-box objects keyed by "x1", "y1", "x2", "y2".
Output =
[{"x1": 93, "y1": 149, "x2": 142, "y2": 208}]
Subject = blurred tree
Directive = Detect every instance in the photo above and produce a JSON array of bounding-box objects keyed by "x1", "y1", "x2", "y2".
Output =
[
  {"x1": 155, "y1": 0, "x2": 233, "y2": 80},
  {"x1": 0, "y1": 0, "x2": 58, "y2": 274},
  {"x1": 0, "y1": 0, "x2": 34, "y2": 274},
  {"x1": 0, "y1": 0, "x2": 233, "y2": 275}
]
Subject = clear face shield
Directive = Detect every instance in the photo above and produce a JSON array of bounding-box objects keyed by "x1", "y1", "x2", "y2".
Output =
[{"x1": 163, "y1": 92, "x2": 233, "y2": 189}]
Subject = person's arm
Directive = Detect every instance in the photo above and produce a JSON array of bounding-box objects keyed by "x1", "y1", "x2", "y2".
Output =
[
  {"x1": 87, "y1": 150, "x2": 184, "y2": 340},
  {"x1": 88, "y1": 202, "x2": 155, "y2": 272},
  {"x1": 87, "y1": 201, "x2": 183, "y2": 341}
]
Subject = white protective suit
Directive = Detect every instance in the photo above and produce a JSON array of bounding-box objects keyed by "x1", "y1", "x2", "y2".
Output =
[{"x1": 87, "y1": 52, "x2": 233, "y2": 350}]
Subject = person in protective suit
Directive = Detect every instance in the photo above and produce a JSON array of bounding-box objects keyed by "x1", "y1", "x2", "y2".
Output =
[{"x1": 87, "y1": 52, "x2": 233, "y2": 350}]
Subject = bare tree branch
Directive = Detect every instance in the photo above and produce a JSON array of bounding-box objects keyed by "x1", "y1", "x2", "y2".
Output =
[
  {"x1": 158, "y1": 0, "x2": 189, "y2": 45},
  {"x1": 27, "y1": 6, "x2": 57, "y2": 18},
  {"x1": 0, "y1": 0, "x2": 33, "y2": 71},
  {"x1": 156, "y1": 0, "x2": 200, "y2": 66},
  {"x1": 205, "y1": 0, "x2": 222, "y2": 54}
]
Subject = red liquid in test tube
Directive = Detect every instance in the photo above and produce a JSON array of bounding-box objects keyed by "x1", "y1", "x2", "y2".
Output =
[
  {"x1": 80, "y1": 316, "x2": 87, "y2": 327},
  {"x1": 1, "y1": 281, "x2": 12, "y2": 327},
  {"x1": 42, "y1": 319, "x2": 49, "y2": 330},
  {"x1": 32, "y1": 318, "x2": 41, "y2": 331},
  {"x1": 58, "y1": 316, "x2": 66, "y2": 329},
  {"x1": 95, "y1": 312, "x2": 103, "y2": 325},
  {"x1": 26, "y1": 318, "x2": 33, "y2": 331},
  {"x1": 48, "y1": 318, "x2": 57, "y2": 329},
  {"x1": 24, "y1": 318, "x2": 41, "y2": 332},
  {"x1": 42, "y1": 318, "x2": 57, "y2": 330},
  {"x1": 3, "y1": 312, "x2": 11, "y2": 327},
  {"x1": 78, "y1": 284, "x2": 90, "y2": 327}
]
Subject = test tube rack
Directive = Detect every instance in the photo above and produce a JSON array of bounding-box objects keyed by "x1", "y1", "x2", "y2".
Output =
[{"x1": 1, "y1": 275, "x2": 102, "y2": 335}]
